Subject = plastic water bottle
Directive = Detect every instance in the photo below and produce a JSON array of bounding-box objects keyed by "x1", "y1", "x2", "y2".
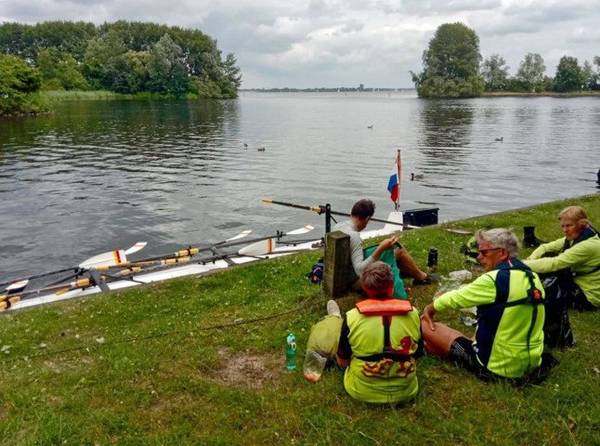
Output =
[{"x1": 285, "y1": 333, "x2": 297, "y2": 370}]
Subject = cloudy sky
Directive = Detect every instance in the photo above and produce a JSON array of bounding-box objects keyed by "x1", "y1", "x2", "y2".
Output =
[{"x1": 1, "y1": 0, "x2": 599, "y2": 88}]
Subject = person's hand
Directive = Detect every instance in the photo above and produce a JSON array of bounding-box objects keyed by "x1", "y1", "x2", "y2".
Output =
[
  {"x1": 421, "y1": 304, "x2": 437, "y2": 331},
  {"x1": 379, "y1": 236, "x2": 399, "y2": 251}
]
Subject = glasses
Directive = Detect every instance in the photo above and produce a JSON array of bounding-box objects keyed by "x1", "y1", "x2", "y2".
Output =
[{"x1": 478, "y1": 247, "x2": 502, "y2": 256}]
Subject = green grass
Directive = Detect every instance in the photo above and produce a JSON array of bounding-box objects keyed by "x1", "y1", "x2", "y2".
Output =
[
  {"x1": 42, "y1": 90, "x2": 132, "y2": 101},
  {"x1": 0, "y1": 195, "x2": 599, "y2": 445}
]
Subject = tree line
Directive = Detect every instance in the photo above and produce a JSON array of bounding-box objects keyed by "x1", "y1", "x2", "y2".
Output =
[
  {"x1": 0, "y1": 21, "x2": 242, "y2": 115},
  {"x1": 411, "y1": 23, "x2": 600, "y2": 98}
]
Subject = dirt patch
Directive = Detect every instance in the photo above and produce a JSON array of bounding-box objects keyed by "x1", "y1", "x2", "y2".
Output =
[{"x1": 206, "y1": 348, "x2": 283, "y2": 390}]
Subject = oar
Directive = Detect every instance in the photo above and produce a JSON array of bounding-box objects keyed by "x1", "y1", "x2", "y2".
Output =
[
  {"x1": 0, "y1": 241, "x2": 148, "y2": 290},
  {"x1": 261, "y1": 198, "x2": 420, "y2": 229},
  {"x1": 79, "y1": 241, "x2": 148, "y2": 269},
  {"x1": 237, "y1": 225, "x2": 314, "y2": 256},
  {"x1": 0, "y1": 227, "x2": 315, "y2": 310},
  {"x1": 0, "y1": 277, "x2": 94, "y2": 310},
  {"x1": 93, "y1": 226, "x2": 313, "y2": 272}
]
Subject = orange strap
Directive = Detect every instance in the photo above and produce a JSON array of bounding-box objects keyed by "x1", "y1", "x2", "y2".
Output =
[{"x1": 356, "y1": 298, "x2": 412, "y2": 316}]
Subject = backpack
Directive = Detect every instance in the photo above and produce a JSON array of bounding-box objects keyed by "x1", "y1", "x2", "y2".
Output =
[
  {"x1": 306, "y1": 258, "x2": 324, "y2": 284},
  {"x1": 541, "y1": 271, "x2": 575, "y2": 348}
]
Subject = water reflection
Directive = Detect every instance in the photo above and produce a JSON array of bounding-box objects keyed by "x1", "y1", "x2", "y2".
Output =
[{"x1": 416, "y1": 100, "x2": 474, "y2": 165}]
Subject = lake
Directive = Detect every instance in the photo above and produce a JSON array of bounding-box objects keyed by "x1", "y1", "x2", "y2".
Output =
[{"x1": 1, "y1": 91, "x2": 599, "y2": 279}]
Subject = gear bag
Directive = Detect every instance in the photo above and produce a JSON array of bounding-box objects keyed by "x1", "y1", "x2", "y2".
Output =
[
  {"x1": 541, "y1": 270, "x2": 575, "y2": 348},
  {"x1": 306, "y1": 258, "x2": 324, "y2": 284}
]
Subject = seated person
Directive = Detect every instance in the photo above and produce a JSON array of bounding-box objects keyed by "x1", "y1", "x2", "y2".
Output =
[
  {"x1": 421, "y1": 228, "x2": 549, "y2": 382},
  {"x1": 524, "y1": 206, "x2": 599, "y2": 311},
  {"x1": 336, "y1": 261, "x2": 422, "y2": 404},
  {"x1": 333, "y1": 198, "x2": 436, "y2": 298}
]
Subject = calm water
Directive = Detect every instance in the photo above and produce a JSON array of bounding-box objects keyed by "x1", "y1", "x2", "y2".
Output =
[{"x1": 1, "y1": 92, "x2": 599, "y2": 279}]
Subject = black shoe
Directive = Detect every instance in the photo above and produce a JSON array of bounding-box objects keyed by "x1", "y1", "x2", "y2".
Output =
[{"x1": 412, "y1": 273, "x2": 440, "y2": 286}]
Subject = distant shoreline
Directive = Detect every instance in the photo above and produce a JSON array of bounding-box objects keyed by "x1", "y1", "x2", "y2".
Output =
[
  {"x1": 241, "y1": 88, "x2": 600, "y2": 97},
  {"x1": 240, "y1": 87, "x2": 414, "y2": 93}
]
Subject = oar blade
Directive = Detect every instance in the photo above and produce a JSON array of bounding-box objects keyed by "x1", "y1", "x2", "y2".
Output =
[
  {"x1": 286, "y1": 225, "x2": 315, "y2": 235},
  {"x1": 124, "y1": 242, "x2": 147, "y2": 255},
  {"x1": 5, "y1": 279, "x2": 28, "y2": 294},
  {"x1": 225, "y1": 230, "x2": 252, "y2": 242},
  {"x1": 238, "y1": 239, "x2": 277, "y2": 256},
  {"x1": 79, "y1": 249, "x2": 127, "y2": 269}
]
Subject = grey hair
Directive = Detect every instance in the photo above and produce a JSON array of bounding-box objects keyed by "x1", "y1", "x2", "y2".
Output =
[{"x1": 475, "y1": 228, "x2": 519, "y2": 258}]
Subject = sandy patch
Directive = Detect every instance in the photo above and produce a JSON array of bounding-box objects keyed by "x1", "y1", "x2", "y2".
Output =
[{"x1": 206, "y1": 348, "x2": 283, "y2": 390}]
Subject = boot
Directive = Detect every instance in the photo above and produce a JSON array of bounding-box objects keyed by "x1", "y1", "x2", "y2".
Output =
[{"x1": 523, "y1": 226, "x2": 540, "y2": 248}]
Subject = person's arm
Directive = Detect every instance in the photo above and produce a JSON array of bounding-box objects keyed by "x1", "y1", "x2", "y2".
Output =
[
  {"x1": 433, "y1": 273, "x2": 498, "y2": 312},
  {"x1": 525, "y1": 241, "x2": 592, "y2": 274},
  {"x1": 351, "y1": 234, "x2": 397, "y2": 275},
  {"x1": 527, "y1": 238, "x2": 565, "y2": 260},
  {"x1": 336, "y1": 317, "x2": 352, "y2": 369}
]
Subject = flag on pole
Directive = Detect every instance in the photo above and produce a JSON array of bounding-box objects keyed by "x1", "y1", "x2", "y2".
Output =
[{"x1": 387, "y1": 150, "x2": 401, "y2": 207}]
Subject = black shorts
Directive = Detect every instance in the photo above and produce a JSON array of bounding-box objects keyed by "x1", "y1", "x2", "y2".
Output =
[
  {"x1": 448, "y1": 337, "x2": 497, "y2": 381},
  {"x1": 449, "y1": 337, "x2": 557, "y2": 385}
]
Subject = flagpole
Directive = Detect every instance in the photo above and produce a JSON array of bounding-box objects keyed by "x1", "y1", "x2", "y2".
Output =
[{"x1": 395, "y1": 149, "x2": 401, "y2": 211}]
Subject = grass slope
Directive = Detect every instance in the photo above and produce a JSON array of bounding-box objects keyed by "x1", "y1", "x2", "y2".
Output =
[{"x1": 0, "y1": 195, "x2": 599, "y2": 445}]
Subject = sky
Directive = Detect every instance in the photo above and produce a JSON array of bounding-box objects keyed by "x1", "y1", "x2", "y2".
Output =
[{"x1": 1, "y1": 0, "x2": 599, "y2": 89}]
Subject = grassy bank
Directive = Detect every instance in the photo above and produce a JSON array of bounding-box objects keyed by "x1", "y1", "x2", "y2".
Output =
[
  {"x1": 0, "y1": 195, "x2": 599, "y2": 445},
  {"x1": 42, "y1": 90, "x2": 133, "y2": 101},
  {"x1": 41, "y1": 90, "x2": 204, "y2": 102}
]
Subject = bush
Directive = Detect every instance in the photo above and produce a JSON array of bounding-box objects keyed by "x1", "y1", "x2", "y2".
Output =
[
  {"x1": 0, "y1": 54, "x2": 48, "y2": 116},
  {"x1": 418, "y1": 76, "x2": 483, "y2": 98}
]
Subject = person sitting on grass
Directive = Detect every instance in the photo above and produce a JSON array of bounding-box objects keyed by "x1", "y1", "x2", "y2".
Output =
[
  {"x1": 336, "y1": 261, "x2": 422, "y2": 404},
  {"x1": 524, "y1": 206, "x2": 599, "y2": 311},
  {"x1": 421, "y1": 228, "x2": 554, "y2": 383},
  {"x1": 333, "y1": 198, "x2": 437, "y2": 298}
]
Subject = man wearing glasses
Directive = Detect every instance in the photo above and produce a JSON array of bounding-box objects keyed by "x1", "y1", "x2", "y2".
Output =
[{"x1": 421, "y1": 228, "x2": 552, "y2": 382}]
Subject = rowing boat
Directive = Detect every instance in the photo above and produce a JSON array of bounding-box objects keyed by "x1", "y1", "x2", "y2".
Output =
[{"x1": 1, "y1": 211, "x2": 409, "y2": 313}]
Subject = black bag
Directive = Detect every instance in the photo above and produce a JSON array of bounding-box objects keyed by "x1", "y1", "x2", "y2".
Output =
[
  {"x1": 306, "y1": 258, "x2": 324, "y2": 284},
  {"x1": 541, "y1": 272, "x2": 575, "y2": 348}
]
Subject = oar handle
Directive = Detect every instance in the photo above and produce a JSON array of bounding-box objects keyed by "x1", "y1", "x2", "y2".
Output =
[
  {"x1": 262, "y1": 198, "x2": 323, "y2": 214},
  {"x1": 263, "y1": 198, "x2": 417, "y2": 229}
]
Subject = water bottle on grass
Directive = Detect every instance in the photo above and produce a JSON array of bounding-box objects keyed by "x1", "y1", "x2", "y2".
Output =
[{"x1": 285, "y1": 333, "x2": 297, "y2": 370}]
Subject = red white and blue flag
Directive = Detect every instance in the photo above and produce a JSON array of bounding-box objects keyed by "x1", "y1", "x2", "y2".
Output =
[{"x1": 387, "y1": 151, "x2": 401, "y2": 207}]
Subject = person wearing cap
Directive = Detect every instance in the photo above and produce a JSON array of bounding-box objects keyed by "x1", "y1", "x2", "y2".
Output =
[
  {"x1": 336, "y1": 261, "x2": 422, "y2": 404},
  {"x1": 525, "y1": 206, "x2": 600, "y2": 310},
  {"x1": 333, "y1": 198, "x2": 436, "y2": 298},
  {"x1": 421, "y1": 228, "x2": 550, "y2": 382}
]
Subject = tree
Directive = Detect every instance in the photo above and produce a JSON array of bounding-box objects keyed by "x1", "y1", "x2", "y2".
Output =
[
  {"x1": 516, "y1": 53, "x2": 546, "y2": 92},
  {"x1": 481, "y1": 54, "x2": 510, "y2": 91},
  {"x1": 0, "y1": 54, "x2": 45, "y2": 115},
  {"x1": 584, "y1": 57, "x2": 600, "y2": 90},
  {"x1": 553, "y1": 56, "x2": 582, "y2": 92},
  {"x1": 146, "y1": 34, "x2": 189, "y2": 96},
  {"x1": 1, "y1": 20, "x2": 242, "y2": 99},
  {"x1": 411, "y1": 22, "x2": 483, "y2": 98},
  {"x1": 37, "y1": 48, "x2": 89, "y2": 90},
  {"x1": 581, "y1": 60, "x2": 594, "y2": 90},
  {"x1": 83, "y1": 30, "x2": 129, "y2": 90}
]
